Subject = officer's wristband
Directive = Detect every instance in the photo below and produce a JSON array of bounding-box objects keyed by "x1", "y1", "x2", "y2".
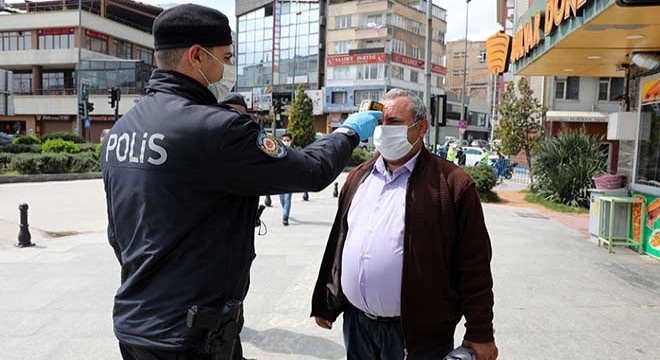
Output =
[{"x1": 333, "y1": 127, "x2": 359, "y2": 143}]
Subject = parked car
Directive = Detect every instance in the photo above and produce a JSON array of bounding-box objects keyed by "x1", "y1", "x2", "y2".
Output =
[
  {"x1": 470, "y1": 139, "x2": 489, "y2": 148},
  {"x1": 462, "y1": 146, "x2": 497, "y2": 166},
  {"x1": 0, "y1": 132, "x2": 14, "y2": 145}
]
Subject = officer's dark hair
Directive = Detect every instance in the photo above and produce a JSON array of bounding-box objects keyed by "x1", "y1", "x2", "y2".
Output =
[
  {"x1": 281, "y1": 133, "x2": 292, "y2": 141},
  {"x1": 155, "y1": 48, "x2": 186, "y2": 70}
]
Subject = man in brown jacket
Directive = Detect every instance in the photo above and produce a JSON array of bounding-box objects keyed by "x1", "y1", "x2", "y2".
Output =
[{"x1": 311, "y1": 89, "x2": 497, "y2": 360}]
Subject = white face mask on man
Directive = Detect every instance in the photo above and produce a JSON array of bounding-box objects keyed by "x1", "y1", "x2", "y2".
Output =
[
  {"x1": 197, "y1": 47, "x2": 237, "y2": 101},
  {"x1": 373, "y1": 121, "x2": 421, "y2": 161}
]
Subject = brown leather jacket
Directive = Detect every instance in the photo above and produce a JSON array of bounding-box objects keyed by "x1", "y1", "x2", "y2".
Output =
[{"x1": 311, "y1": 147, "x2": 494, "y2": 352}]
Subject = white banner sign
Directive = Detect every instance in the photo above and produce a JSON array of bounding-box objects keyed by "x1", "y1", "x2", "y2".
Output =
[
  {"x1": 239, "y1": 92, "x2": 253, "y2": 110},
  {"x1": 305, "y1": 90, "x2": 324, "y2": 116}
]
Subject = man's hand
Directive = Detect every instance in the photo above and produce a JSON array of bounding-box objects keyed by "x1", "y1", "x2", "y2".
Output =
[
  {"x1": 341, "y1": 110, "x2": 382, "y2": 141},
  {"x1": 463, "y1": 340, "x2": 498, "y2": 360},
  {"x1": 314, "y1": 316, "x2": 333, "y2": 330}
]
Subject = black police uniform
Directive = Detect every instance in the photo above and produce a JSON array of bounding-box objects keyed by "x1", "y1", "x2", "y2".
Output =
[{"x1": 102, "y1": 69, "x2": 358, "y2": 356}]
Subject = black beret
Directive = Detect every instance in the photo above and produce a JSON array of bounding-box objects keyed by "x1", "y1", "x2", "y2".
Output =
[{"x1": 153, "y1": 4, "x2": 232, "y2": 51}]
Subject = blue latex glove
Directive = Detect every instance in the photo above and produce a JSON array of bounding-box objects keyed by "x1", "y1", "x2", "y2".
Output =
[{"x1": 341, "y1": 110, "x2": 382, "y2": 141}]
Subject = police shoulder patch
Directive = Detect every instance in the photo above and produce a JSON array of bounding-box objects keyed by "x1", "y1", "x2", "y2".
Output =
[{"x1": 257, "y1": 131, "x2": 287, "y2": 159}]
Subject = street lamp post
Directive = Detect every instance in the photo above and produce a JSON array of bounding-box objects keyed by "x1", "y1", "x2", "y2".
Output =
[
  {"x1": 460, "y1": 0, "x2": 471, "y2": 140},
  {"x1": 292, "y1": 8, "x2": 302, "y2": 101},
  {"x1": 76, "y1": 0, "x2": 83, "y2": 136}
]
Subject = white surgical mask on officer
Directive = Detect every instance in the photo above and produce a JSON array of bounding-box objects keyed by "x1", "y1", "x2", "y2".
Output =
[
  {"x1": 198, "y1": 47, "x2": 236, "y2": 101},
  {"x1": 373, "y1": 121, "x2": 421, "y2": 161}
]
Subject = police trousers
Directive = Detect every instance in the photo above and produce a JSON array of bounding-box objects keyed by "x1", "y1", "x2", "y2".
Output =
[{"x1": 119, "y1": 341, "x2": 244, "y2": 360}]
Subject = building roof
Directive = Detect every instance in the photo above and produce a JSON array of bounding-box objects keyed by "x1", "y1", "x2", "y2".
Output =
[{"x1": 546, "y1": 111, "x2": 609, "y2": 123}]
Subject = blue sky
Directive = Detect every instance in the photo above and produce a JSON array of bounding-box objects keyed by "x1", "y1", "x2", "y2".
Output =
[{"x1": 144, "y1": 0, "x2": 501, "y2": 42}]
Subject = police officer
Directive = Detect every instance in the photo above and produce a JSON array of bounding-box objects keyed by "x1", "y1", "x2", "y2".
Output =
[{"x1": 101, "y1": 4, "x2": 381, "y2": 360}]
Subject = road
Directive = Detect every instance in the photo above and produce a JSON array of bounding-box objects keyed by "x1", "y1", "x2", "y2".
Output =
[{"x1": 0, "y1": 178, "x2": 659, "y2": 359}]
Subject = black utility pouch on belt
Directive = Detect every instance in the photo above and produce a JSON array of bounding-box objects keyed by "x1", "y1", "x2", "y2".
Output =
[{"x1": 186, "y1": 300, "x2": 243, "y2": 359}]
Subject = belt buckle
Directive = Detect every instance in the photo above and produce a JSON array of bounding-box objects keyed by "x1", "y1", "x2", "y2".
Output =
[{"x1": 363, "y1": 312, "x2": 379, "y2": 320}]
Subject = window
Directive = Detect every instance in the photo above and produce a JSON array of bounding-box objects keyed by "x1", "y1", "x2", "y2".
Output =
[
  {"x1": 331, "y1": 66, "x2": 351, "y2": 80},
  {"x1": 86, "y1": 37, "x2": 107, "y2": 54},
  {"x1": 365, "y1": 40, "x2": 383, "y2": 49},
  {"x1": 332, "y1": 91, "x2": 348, "y2": 104},
  {"x1": 391, "y1": 65, "x2": 404, "y2": 80},
  {"x1": 113, "y1": 39, "x2": 133, "y2": 59},
  {"x1": 635, "y1": 101, "x2": 660, "y2": 189},
  {"x1": 478, "y1": 50, "x2": 487, "y2": 62},
  {"x1": 555, "y1": 77, "x2": 579, "y2": 100},
  {"x1": 335, "y1": 15, "x2": 352, "y2": 29},
  {"x1": 411, "y1": 46, "x2": 421, "y2": 59},
  {"x1": 137, "y1": 46, "x2": 154, "y2": 66},
  {"x1": 388, "y1": 14, "x2": 407, "y2": 29},
  {"x1": 391, "y1": 40, "x2": 405, "y2": 55},
  {"x1": 354, "y1": 90, "x2": 382, "y2": 105},
  {"x1": 410, "y1": 70, "x2": 419, "y2": 83},
  {"x1": 38, "y1": 33, "x2": 74, "y2": 50},
  {"x1": 12, "y1": 73, "x2": 32, "y2": 94},
  {"x1": 1, "y1": 31, "x2": 32, "y2": 51},
  {"x1": 333, "y1": 40, "x2": 351, "y2": 54},
  {"x1": 453, "y1": 52, "x2": 465, "y2": 58},
  {"x1": 437, "y1": 31, "x2": 445, "y2": 44},
  {"x1": 358, "y1": 64, "x2": 382, "y2": 80},
  {"x1": 598, "y1": 77, "x2": 625, "y2": 101},
  {"x1": 365, "y1": 14, "x2": 383, "y2": 27},
  {"x1": 412, "y1": 21, "x2": 422, "y2": 35},
  {"x1": 42, "y1": 72, "x2": 65, "y2": 93}
]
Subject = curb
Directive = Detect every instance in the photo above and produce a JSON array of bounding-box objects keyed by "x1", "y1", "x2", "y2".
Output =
[{"x1": 0, "y1": 172, "x2": 102, "y2": 184}]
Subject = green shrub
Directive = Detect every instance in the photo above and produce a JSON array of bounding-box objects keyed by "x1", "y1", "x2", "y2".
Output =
[
  {"x1": 10, "y1": 153, "x2": 69, "y2": 174},
  {"x1": 12, "y1": 135, "x2": 41, "y2": 145},
  {"x1": 0, "y1": 153, "x2": 13, "y2": 172},
  {"x1": 352, "y1": 147, "x2": 373, "y2": 166},
  {"x1": 94, "y1": 143, "x2": 102, "y2": 160},
  {"x1": 532, "y1": 131, "x2": 607, "y2": 208},
  {"x1": 0, "y1": 144, "x2": 42, "y2": 153},
  {"x1": 40, "y1": 131, "x2": 85, "y2": 144},
  {"x1": 42, "y1": 138, "x2": 80, "y2": 154},
  {"x1": 68, "y1": 152, "x2": 100, "y2": 173},
  {"x1": 463, "y1": 164, "x2": 498, "y2": 193},
  {"x1": 78, "y1": 143, "x2": 98, "y2": 153}
]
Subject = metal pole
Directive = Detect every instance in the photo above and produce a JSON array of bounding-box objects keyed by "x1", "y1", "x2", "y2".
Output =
[
  {"x1": 292, "y1": 7, "x2": 301, "y2": 101},
  {"x1": 490, "y1": 74, "x2": 498, "y2": 142},
  {"x1": 424, "y1": 0, "x2": 432, "y2": 148},
  {"x1": 460, "y1": 0, "x2": 470, "y2": 140},
  {"x1": 76, "y1": 0, "x2": 83, "y2": 136}
]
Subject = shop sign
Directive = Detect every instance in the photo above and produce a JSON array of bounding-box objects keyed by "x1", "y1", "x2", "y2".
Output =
[
  {"x1": 632, "y1": 192, "x2": 660, "y2": 259},
  {"x1": 486, "y1": 0, "x2": 593, "y2": 75},
  {"x1": 38, "y1": 27, "x2": 75, "y2": 36},
  {"x1": 327, "y1": 53, "x2": 386, "y2": 66},
  {"x1": 252, "y1": 87, "x2": 272, "y2": 111},
  {"x1": 85, "y1": 29, "x2": 108, "y2": 41},
  {"x1": 641, "y1": 77, "x2": 660, "y2": 105},
  {"x1": 391, "y1": 54, "x2": 447, "y2": 75}
]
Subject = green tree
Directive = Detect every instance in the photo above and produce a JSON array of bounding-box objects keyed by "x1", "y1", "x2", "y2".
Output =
[
  {"x1": 494, "y1": 78, "x2": 547, "y2": 183},
  {"x1": 286, "y1": 84, "x2": 316, "y2": 148}
]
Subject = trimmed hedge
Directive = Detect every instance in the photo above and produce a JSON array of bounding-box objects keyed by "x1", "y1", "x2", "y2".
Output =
[
  {"x1": 8, "y1": 152, "x2": 99, "y2": 174},
  {"x1": 0, "y1": 144, "x2": 42, "y2": 154},
  {"x1": 352, "y1": 147, "x2": 373, "y2": 166},
  {"x1": 0, "y1": 153, "x2": 12, "y2": 171},
  {"x1": 40, "y1": 131, "x2": 85, "y2": 144},
  {"x1": 11, "y1": 153, "x2": 69, "y2": 174},
  {"x1": 42, "y1": 139, "x2": 81, "y2": 154},
  {"x1": 78, "y1": 143, "x2": 99, "y2": 153},
  {"x1": 13, "y1": 135, "x2": 41, "y2": 145}
]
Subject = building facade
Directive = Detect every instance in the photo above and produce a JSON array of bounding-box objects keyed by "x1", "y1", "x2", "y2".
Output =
[
  {"x1": 0, "y1": 0, "x2": 161, "y2": 141},
  {"x1": 324, "y1": 0, "x2": 447, "y2": 131},
  {"x1": 445, "y1": 39, "x2": 491, "y2": 102}
]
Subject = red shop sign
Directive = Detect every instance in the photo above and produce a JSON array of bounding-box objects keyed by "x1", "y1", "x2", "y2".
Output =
[
  {"x1": 38, "y1": 27, "x2": 75, "y2": 36},
  {"x1": 392, "y1": 53, "x2": 447, "y2": 75},
  {"x1": 85, "y1": 29, "x2": 108, "y2": 41},
  {"x1": 432, "y1": 64, "x2": 447, "y2": 75},
  {"x1": 328, "y1": 53, "x2": 387, "y2": 66}
]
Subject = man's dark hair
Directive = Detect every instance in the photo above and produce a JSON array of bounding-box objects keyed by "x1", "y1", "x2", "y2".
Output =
[{"x1": 282, "y1": 133, "x2": 293, "y2": 140}]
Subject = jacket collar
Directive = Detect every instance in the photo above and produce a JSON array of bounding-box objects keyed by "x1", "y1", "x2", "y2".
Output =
[
  {"x1": 360, "y1": 147, "x2": 430, "y2": 180},
  {"x1": 146, "y1": 69, "x2": 218, "y2": 105}
]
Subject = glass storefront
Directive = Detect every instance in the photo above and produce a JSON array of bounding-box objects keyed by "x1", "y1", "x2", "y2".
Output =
[
  {"x1": 237, "y1": 1, "x2": 320, "y2": 93},
  {"x1": 78, "y1": 59, "x2": 153, "y2": 95}
]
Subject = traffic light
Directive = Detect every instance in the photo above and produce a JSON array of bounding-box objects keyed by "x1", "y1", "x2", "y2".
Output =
[
  {"x1": 87, "y1": 102, "x2": 95, "y2": 114},
  {"x1": 108, "y1": 88, "x2": 116, "y2": 108},
  {"x1": 78, "y1": 102, "x2": 85, "y2": 117},
  {"x1": 273, "y1": 99, "x2": 282, "y2": 114},
  {"x1": 108, "y1": 87, "x2": 121, "y2": 108}
]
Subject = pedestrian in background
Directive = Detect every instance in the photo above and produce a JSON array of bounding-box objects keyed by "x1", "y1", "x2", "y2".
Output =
[
  {"x1": 447, "y1": 144, "x2": 457, "y2": 163},
  {"x1": 280, "y1": 133, "x2": 293, "y2": 226},
  {"x1": 312, "y1": 89, "x2": 497, "y2": 360},
  {"x1": 457, "y1": 146, "x2": 466, "y2": 166}
]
